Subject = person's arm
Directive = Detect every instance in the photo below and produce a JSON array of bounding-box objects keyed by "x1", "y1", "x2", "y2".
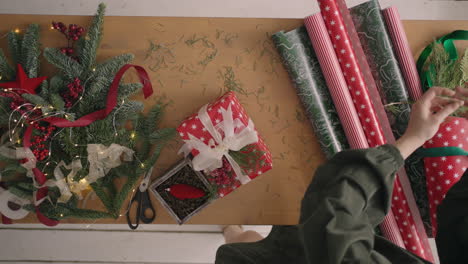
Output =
[
  {"x1": 396, "y1": 87, "x2": 464, "y2": 159},
  {"x1": 299, "y1": 87, "x2": 464, "y2": 264}
]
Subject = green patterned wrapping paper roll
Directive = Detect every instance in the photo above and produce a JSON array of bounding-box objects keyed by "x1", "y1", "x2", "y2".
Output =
[
  {"x1": 350, "y1": 0, "x2": 431, "y2": 234},
  {"x1": 350, "y1": 0, "x2": 410, "y2": 138},
  {"x1": 272, "y1": 26, "x2": 348, "y2": 158}
]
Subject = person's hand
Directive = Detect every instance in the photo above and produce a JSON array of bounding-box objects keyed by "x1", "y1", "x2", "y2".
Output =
[
  {"x1": 455, "y1": 86, "x2": 468, "y2": 118},
  {"x1": 395, "y1": 87, "x2": 464, "y2": 159}
]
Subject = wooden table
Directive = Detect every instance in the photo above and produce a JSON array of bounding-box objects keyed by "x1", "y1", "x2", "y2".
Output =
[{"x1": 1, "y1": 14, "x2": 466, "y2": 225}]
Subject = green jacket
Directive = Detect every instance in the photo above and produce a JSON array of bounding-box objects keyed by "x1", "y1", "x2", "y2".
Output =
[{"x1": 216, "y1": 145, "x2": 465, "y2": 263}]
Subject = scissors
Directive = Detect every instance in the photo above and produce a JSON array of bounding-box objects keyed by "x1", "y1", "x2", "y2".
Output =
[{"x1": 126, "y1": 166, "x2": 156, "y2": 230}]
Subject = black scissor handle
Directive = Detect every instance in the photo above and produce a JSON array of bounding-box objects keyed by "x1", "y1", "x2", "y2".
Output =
[
  {"x1": 126, "y1": 191, "x2": 142, "y2": 230},
  {"x1": 139, "y1": 190, "x2": 156, "y2": 224}
]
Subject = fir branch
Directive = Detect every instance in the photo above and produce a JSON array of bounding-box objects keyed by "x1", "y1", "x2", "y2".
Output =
[
  {"x1": 117, "y1": 83, "x2": 142, "y2": 102},
  {"x1": 0, "y1": 49, "x2": 15, "y2": 80},
  {"x1": 22, "y1": 93, "x2": 50, "y2": 107},
  {"x1": 50, "y1": 93, "x2": 65, "y2": 111},
  {"x1": 112, "y1": 164, "x2": 139, "y2": 215},
  {"x1": 461, "y1": 48, "x2": 468, "y2": 84},
  {"x1": 142, "y1": 103, "x2": 165, "y2": 135},
  {"x1": 38, "y1": 80, "x2": 49, "y2": 98},
  {"x1": 44, "y1": 48, "x2": 83, "y2": 79},
  {"x1": 79, "y1": 3, "x2": 106, "y2": 71},
  {"x1": 114, "y1": 101, "x2": 144, "y2": 127},
  {"x1": 49, "y1": 75, "x2": 66, "y2": 93},
  {"x1": 91, "y1": 53, "x2": 134, "y2": 79},
  {"x1": 8, "y1": 185, "x2": 33, "y2": 199},
  {"x1": 21, "y1": 24, "x2": 41, "y2": 78},
  {"x1": 148, "y1": 128, "x2": 176, "y2": 144},
  {"x1": 90, "y1": 180, "x2": 115, "y2": 215},
  {"x1": 7, "y1": 31, "x2": 22, "y2": 66},
  {"x1": 79, "y1": 76, "x2": 110, "y2": 113}
]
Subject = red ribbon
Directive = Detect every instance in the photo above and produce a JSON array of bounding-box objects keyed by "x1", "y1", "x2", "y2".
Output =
[
  {"x1": 44, "y1": 64, "x2": 153, "y2": 127},
  {"x1": 21, "y1": 64, "x2": 153, "y2": 226},
  {"x1": 1, "y1": 215, "x2": 12, "y2": 224}
]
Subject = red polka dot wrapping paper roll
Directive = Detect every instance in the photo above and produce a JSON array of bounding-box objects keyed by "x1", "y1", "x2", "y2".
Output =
[
  {"x1": 176, "y1": 91, "x2": 273, "y2": 198},
  {"x1": 312, "y1": 0, "x2": 434, "y2": 261},
  {"x1": 423, "y1": 117, "x2": 468, "y2": 236}
]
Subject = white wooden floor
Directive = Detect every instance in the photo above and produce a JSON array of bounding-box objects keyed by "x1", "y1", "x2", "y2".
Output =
[{"x1": 0, "y1": 0, "x2": 460, "y2": 263}]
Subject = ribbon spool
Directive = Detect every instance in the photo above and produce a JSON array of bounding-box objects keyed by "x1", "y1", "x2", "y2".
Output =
[{"x1": 0, "y1": 187, "x2": 29, "y2": 220}]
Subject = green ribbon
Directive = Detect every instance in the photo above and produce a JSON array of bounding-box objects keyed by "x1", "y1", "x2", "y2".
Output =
[
  {"x1": 417, "y1": 146, "x2": 468, "y2": 158},
  {"x1": 416, "y1": 30, "x2": 468, "y2": 91}
]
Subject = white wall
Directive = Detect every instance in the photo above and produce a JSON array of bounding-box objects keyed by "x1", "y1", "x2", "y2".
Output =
[{"x1": 0, "y1": 0, "x2": 467, "y2": 20}]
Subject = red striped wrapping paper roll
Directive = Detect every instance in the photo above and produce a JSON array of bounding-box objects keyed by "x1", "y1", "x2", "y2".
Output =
[
  {"x1": 382, "y1": 7, "x2": 424, "y2": 101},
  {"x1": 304, "y1": 13, "x2": 405, "y2": 249},
  {"x1": 314, "y1": 0, "x2": 433, "y2": 261}
]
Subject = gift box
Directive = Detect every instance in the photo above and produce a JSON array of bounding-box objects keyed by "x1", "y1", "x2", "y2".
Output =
[
  {"x1": 177, "y1": 91, "x2": 273, "y2": 198},
  {"x1": 150, "y1": 159, "x2": 214, "y2": 224},
  {"x1": 422, "y1": 116, "x2": 468, "y2": 236}
]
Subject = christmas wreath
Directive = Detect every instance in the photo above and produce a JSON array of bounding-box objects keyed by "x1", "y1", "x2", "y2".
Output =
[{"x1": 0, "y1": 4, "x2": 175, "y2": 225}]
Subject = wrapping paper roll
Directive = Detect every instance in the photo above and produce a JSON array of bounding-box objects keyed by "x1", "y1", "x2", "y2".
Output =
[
  {"x1": 350, "y1": 0, "x2": 431, "y2": 235},
  {"x1": 350, "y1": 0, "x2": 409, "y2": 138},
  {"x1": 304, "y1": 13, "x2": 405, "y2": 249},
  {"x1": 314, "y1": 0, "x2": 434, "y2": 261},
  {"x1": 382, "y1": 7, "x2": 424, "y2": 101},
  {"x1": 272, "y1": 27, "x2": 349, "y2": 158}
]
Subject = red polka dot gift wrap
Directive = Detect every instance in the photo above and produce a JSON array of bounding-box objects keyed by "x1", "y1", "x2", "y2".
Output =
[
  {"x1": 423, "y1": 117, "x2": 468, "y2": 236},
  {"x1": 176, "y1": 91, "x2": 273, "y2": 198}
]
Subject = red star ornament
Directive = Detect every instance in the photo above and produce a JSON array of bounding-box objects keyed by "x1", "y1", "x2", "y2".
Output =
[{"x1": 0, "y1": 64, "x2": 47, "y2": 94}]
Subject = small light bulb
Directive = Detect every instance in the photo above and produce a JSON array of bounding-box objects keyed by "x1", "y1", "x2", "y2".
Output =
[
  {"x1": 140, "y1": 163, "x2": 145, "y2": 168},
  {"x1": 130, "y1": 132, "x2": 136, "y2": 139},
  {"x1": 13, "y1": 119, "x2": 17, "y2": 123},
  {"x1": 74, "y1": 144, "x2": 79, "y2": 147},
  {"x1": 46, "y1": 162, "x2": 50, "y2": 166},
  {"x1": 14, "y1": 28, "x2": 20, "y2": 34},
  {"x1": 43, "y1": 112, "x2": 49, "y2": 116},
  {"x1": 50, "y1": 26, "x2": 54, "y2": 30},
  {"x1": 60, "y1": 214, "x2": 64, "y2": 217},
  {"x1": 44, "y1": 173, "x2": 48, "y2": 176},
  {"x1": 49, "y1": 106, "x2": 54, "y2": 109},
  {"x1": 16, "y1": 139, "x2": 21, "y2": 144},
  {"x1": 114, "y1": 132, "x2": 118, "y2": 136},
  {"x1": 92, "y1": 68, "x2": 96, "y2": 72},
  {"x1": 75, "y1": 155, "x2": 79, "y2": 158},
  {"x1": 0, "y1": 75, "x2": 2, "y2": 81}
]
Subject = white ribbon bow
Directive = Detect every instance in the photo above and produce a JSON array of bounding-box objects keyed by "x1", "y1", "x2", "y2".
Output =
[
  {"x1": 52, "y1": 160, "x2": 81, "y2": 202},
  {"x1": 86, "y1": 143, "x2": 134, "y2": 184},
  {"x1": 179, "y1": 104, "x2": 258, "y2": 184}
]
